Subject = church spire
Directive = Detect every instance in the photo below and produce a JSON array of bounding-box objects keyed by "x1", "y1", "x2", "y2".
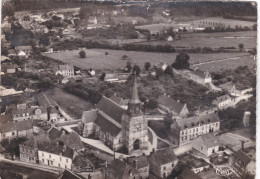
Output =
[{"x1": 129, "y1": 75, "x2": 141, "y2": 104}]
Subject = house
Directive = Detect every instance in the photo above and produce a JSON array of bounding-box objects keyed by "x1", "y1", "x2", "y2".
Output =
[
  {"x1": 72, "y1": 153, "x2": 95, "y2": 173},
  {"x1": 192, "y1": 133, "x2": 220, "y2": 157},
  {"x1": 148, "y1": 148, "x2": 178, "y2": 178},
  {"x1": 177, "y1": 167, "x2": 202, "y2": 179},
  {"x1": 88, "y1": 16, "x2": 97, "y2": 25},
  {"x1": 58, "y1": 169, "x2": 84, "y2": 179},
  {"x1": 1, "y1": 56, "x2": 12, "y2": 64},
  {"x1": 229, "y1": 149, "x2": 255, "y2": 176},
  {"x1": 17, "y1": 50, "x2": 27, "y2": 58},
  {"x1": 48, "y1": 127, "x2": 64, "y2": 140},
  {"x1": 81, "y1": 76, "x2": 148, "y2": 155},
  {"x1": 243, "y1": 111, "x2": 251, "y2": 127},
  {"x1": 219, "y1": 82, "x2": 253, "y2": 97},
  {"x1": 166, "y1": 35, "x2": 174, "y2": 41},
  {"x1": 54, "y1": 132, "x2": 84, "y2": 151},
  {"x1": 109, "y1": 94, "x2": 129, "y2": 110},
  {"x1": 15, "y1": 46, "x2": 32, "y2": 55},
  {"x1": 106, "y1": 159, "x2": 141, "y2": 179},
  {"x1": 157, "y1": 94, "x2": 189, "y2": 117},
  {"x1": 190, "y1": 69, "x2": 212, "y2": 85},
  {"x1": 212, "y1": 94, "x2": 232, "y2": 109},
  {"x1": 55, "y1": 64, "x2": 74, "y2": 77},
  {"x1": 0, "y1": 120, "x2": 34, "y2": 141},
  {"x1": 19, "y1": 133, "x2": 50, "y2": 164},
  {"x1": 104, "y1": 73, "x2": 119, "y2": 82},
  {"x1": 49, "y1": 106, "x2": 63, "y2": 123},
  {"x1": 13, "y1": 106, "x2": 48, "y2": 122},
  {"x1": 7, "y1": 49, "x2": 16, "y2": 57},
  {"x1": 171, "y1": 112, "x2": 220, "y2": 146},
  {"x1": 38, "y1": 141, "x2": 77, "y2": 170},
  {"x1": 127, "y1": 155, "x2": 149, "y2": 178},
  {"x1": 1, "y1": 63, "x2": 18, "y2": 74}
]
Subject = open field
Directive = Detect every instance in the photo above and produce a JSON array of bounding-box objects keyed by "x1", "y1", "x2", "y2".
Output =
[
  {"x1": 45, "y1": 87, "x2": 94, "y2": 119},
  {"x1": 43, "y1": 49, "x2": 254, "y2": 72},
  {"x1": 192, "y1": 17, "x2": 256, "y2": 28},
  {"x1": 138, "y1": 31, "x2": 257, "y2": 49}
]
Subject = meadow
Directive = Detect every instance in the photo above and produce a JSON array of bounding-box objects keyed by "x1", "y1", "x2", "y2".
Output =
[
  {"x1": 138, "y1": 31, "x2": 257, "y2": 49},
  {"x1": 43, "y1": 49, "x2": 254, "y2": 72}
]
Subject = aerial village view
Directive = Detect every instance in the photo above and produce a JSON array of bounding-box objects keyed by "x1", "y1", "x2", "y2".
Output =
[{"x1": 0, "y1": 0, "x2": 257, "y2": 178}]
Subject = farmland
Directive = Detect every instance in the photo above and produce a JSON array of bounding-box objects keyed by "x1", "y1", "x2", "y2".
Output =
[
  {"x1": 43, "y1": 49, "x2": 254, "y2": 72},
  {"x1": 138, "y1": 31, "x2": 257, "y2": 49}
]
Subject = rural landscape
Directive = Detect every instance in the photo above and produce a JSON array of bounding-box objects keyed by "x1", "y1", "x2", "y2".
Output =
[{"x1": 0, "y1": 0, "x2": 257, "y2": 179}]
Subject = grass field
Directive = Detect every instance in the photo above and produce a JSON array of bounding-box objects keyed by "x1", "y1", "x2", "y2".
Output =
[
  {"x1": 139, "y1": 31, "x2": 257, "y2": 49},
  {"x1": 43, "y1": 49, "x2": 254, "y2": 72},
  {"x1": 45, "y1": 87, "x2": 94, "y2": 119}
]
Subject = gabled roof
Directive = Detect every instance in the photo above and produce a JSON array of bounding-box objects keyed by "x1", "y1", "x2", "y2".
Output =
[
  {"x1": 215, "y1": 94, "x2": 231, "y2": 103},
  {"x1": 58, "y1": 169, "x2": 83, "y2": 179},
  {"x1": 128, "y1": 155, "x2": 149, "y2": 169},
  {"x1": 0, "y1": 119, "x2": 34, "y2": 133},
  {"x1": 81, "y1": 109, "x2": 97, "y2": 123},
  {"x1": 96, "y1": 96, "x2": 125, "y2": 124},
  {"x1": 95, "y1": 113, "x2": 121, "y2": 137},
  {"x1": 107, "y1": 159, "x2": 140, "y2": 179},
  {"x1": 233, "y1": 150, "x2": 252, "y2": 166},
  {"x1": 158, "y1": 95, "x2": 186, "y2": 115},
  {"x1": 55, "y1": 132, "x2": 84, "y2": 151},
  {"x1": 176, "y1": 112, "x2": 220, "y2": 130},
  {"x1": 148, "y1": 148, "x2": 177, "y2": 165},
  {"x1": 48, "y1": 127, "x2": 63, "y2": 140},
  {"x1": 194, "y1": 133, "x2": 220, "y2": 149},
  {"x1": 38, "y1": 142, "x2": 74, "y2": 159}
]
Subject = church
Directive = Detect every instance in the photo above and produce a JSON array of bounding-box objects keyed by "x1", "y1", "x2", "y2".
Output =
[{"x1": 81, "y1": 76, "x2": 148, "y2": 155}]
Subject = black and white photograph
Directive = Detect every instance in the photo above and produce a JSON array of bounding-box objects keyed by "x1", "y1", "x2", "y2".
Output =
[{"x1": 0, "y1": 0, "x2": 257, "y2": 178}]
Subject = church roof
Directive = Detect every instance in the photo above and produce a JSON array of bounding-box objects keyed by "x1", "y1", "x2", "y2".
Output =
[
  {"x1": 96, "y1": 96, "x2": 125, "y2": 124},
  {"x1": 95, "y1": 113, "x2": 121, "y2": 137}
]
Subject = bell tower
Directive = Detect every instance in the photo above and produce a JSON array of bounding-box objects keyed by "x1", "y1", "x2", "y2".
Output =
[{"x1": 121, "y1": 76, "x2": 148, "y2": 155}]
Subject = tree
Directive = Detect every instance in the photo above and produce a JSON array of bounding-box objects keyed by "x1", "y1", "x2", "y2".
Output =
[
  {"x1": 126, "y1": 61, "x2": 132, "y2": 73},
  {"x1": 156, "y1": 68, "x2": 164, "y2": 79},
  {"x1": 164, "y1": 66, "x2": 174, "y2": 77},
  {"x1": 144, "y1": 62, "x2": 151, "y2": 71},
  {"x1": 99, "y1": 72, "x2": 106, "y2": 81},
  {"x1": 148, "y1": 97, "x2": 158, "y2": 109},
  {"x1": 79, "y1": 50, "x2": 86, "y2": 58},
  {"x1": 239, "y1": 43, "x2": 244, "y2": 51},
  {"x1": 132, "y1": 64, "x2": 141, "y2": 76},
  {"x1": 172, "y1": 53, "x2": 190, "y2": 70},
  {"x1": 39, "y1": 35, "x2": 50, "y2": 46}
]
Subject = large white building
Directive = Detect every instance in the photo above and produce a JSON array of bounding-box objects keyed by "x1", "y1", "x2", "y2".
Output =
[
  {"x1": 38, "y1": 142, "x2": 77, "y2": 170},
  {"x1": 171, "y1": 112, "x2": 220, "y2": 146},
  {"x1": 55, "y1": 64, "x2": 74, "y2": 77}
]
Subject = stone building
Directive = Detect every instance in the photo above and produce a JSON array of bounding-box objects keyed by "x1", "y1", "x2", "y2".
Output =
[{"x1": 81, "y1": 76, "x2": 148, "y2": 155}]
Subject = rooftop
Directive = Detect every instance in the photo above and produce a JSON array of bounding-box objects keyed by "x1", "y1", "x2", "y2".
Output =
[
  {"x1": 54, "y1": 132, "x2": 84, "y2": 151},
  {"x1": 0, "y1": 119, "x2": 34, "y2": 133},
  {"x1": 195, "y1": 133, "x2": 220, "y2": 148},
  {"x1": 38, "y1": 142, "x2": 74, "y2": 159},
  {"x1": 192, "y1": 69, "x2": 210, "y2": 79},
  {"x1": 127, "y1": 155, "x2": 149, "y2": 169},
  {"x1": 81, "y1": 109, "x2": 97, "y2": 123},
  {"x1": 148, "y1": 148, "x2": 177, "y2": 165},
  {"x1": 233, "y1": 150, "x2": 252, "y2": 166},
  {"x1": 158, "y1": 95, "x2": 186, "y2": 115},
  {"x1": 176, "y1": 112, "x2": 220, "y2": 130},
  {"x1": 215, "y1": 94, "x2": 231, "y2": 103}
]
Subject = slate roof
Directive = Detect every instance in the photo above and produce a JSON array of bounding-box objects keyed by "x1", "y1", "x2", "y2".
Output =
[
  {"x1": 0, "y1": 114, "x2": 13, "y2": 123},
  {"x1": 195, "y1": 133, "x2": 220, "y2": 148},
  {"x1": 38, "y1": 142, "x2": 74, "y2": 159},
  {"x1": 176, "y1": 112, "x2": 220, "y2": 130},
  {"x1": 107, "y1": 159, "x2": 140, "y2": 179},
  {"x1": 55, "y1": 132, "x2": 84, "y2": 151},
  {"x1": 158, "y1": 95, "x2": 186, "y2": 115},
  {"x1": 148, "y1": 148, "x2": 177, "y2": 165},
  {"x1": 178, "y1": 167, "x2": 202, "y2": 179},
  {"x1": 233, "y1": 150, "x2": 252, "y2": 166},
  {"x1": 109, "y1": 95, "x2": 128, "y2": 106},
  {"x1": 96, "y1": 96, "x2": 125, "y2": 124},
  {"x1": 128, "y1": 155, "x2": 149, "y2": 169},
  {"x1": 58, "y1": 170, "x2": 83, "y2": 179},
  {"x1": 95, "y1": 113, "x2": 121, "y2": 137},
  {"x1": 0, "y1": 119, "x2": 34, "y2": 133},
  {"x1": 48, "y1": 127, "x2": 63, "y2": 140},
  {"x1": 81, "y1": 109, "x2": 97, "y2": 123},
  {"x1": 215, "y1": 95, "x2": 231, "y2": 103}
]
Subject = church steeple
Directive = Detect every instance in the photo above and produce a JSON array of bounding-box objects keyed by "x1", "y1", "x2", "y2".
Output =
[{"x1": 127, "y1": 75, "x2": 142, "y2": 116}]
